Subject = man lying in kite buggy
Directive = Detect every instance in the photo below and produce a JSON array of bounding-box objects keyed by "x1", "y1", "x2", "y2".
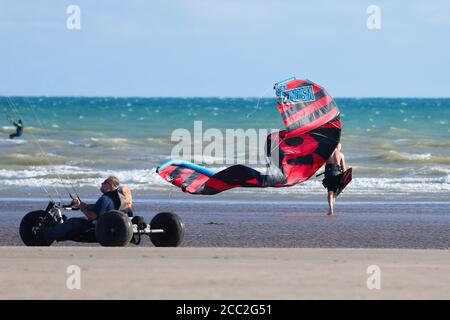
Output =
[
  {"x1": 19, "y1": 176, "x2": 185, "y2": 247},
  {"x1": 157, "y1": 77, "x2": 352, "y2": 214}
]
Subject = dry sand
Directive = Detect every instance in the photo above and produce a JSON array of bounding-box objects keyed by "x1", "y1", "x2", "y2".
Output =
[{"x1": 0, "y1": 246, "x2": 448, "y2": 299}]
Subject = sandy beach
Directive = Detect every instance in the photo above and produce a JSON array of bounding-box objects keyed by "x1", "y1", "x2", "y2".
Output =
[
  {"x1": 0, "y1": 197, "x2": 449, "y2": 299},
  {"x1": 0, "y1": 246, "x2": 448, "y2": 299}
]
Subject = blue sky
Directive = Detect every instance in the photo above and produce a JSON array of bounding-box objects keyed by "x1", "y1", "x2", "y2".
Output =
[{"x1": 0, "y1": 0, "x2": 449, "y2": 97}]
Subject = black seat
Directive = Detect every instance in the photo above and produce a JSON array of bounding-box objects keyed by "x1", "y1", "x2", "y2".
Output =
[
  {"x1": 131, "y1": 215, "x2": 147, "y2": 230},
  {"x1": 124, "y1": 208, "x2": 134, "y2": 217}
]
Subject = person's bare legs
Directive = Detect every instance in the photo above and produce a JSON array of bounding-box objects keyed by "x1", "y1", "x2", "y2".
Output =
[
  {"x1": 327, "y1": 191, "x2": 334, "y2": 216},
  {"x1": 331, "y1": 192, "x2": 337, "y2": 215}
]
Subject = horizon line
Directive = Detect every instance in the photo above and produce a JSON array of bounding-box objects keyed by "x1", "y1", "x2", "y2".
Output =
[{"x1": 1, "y1": 95, "x2": 450, "y2": 100}]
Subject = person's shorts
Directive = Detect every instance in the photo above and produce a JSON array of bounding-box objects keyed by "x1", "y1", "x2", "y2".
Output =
[{"x1": 322, "y1": 175, "x2": 340, "y2": 193}]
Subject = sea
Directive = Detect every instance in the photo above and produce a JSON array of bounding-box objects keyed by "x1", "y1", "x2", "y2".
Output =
[{"x1": 1, "y1": 96, "x2": 449, "y2": 199}]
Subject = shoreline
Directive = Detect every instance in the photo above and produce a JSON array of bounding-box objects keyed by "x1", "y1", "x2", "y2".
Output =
[
  {"x1": 1, "y1": 189, "x2": 450, "y2": 203},
  {"x1": 2, "y1": 196, "x2": 450, "y2": 204}
]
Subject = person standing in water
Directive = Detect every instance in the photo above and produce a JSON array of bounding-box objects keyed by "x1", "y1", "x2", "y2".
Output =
[
  {"x1": 322, "y1": 143, "x2": 347, "y2": 216},
  {"x1": 9, "y1": 119, "x2": 24, "y2": 139}
]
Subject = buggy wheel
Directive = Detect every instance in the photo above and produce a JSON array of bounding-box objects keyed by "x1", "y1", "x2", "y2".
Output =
[
  {"x1": 150, "y1": 212, "x2": 185, "y2": 247},
  {"x1": 19, "y1": 210, "x2": 56, "y2": 246},
  {"x1": 95, "y1": 210, "x2": 133, "y2": 247}
]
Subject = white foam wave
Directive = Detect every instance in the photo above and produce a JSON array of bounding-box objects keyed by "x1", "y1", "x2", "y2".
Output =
[
  {"x1": 0, "y1": 138, "x2": 26, "y2": 145},
  {"x1": 382, "y1": 151, "x2": 450, "y2": 164},
  {"x1": 0, "y1": 167, "x2": 165, "y2": 190},
  {"x1": 1, "y1": 166, "x2": 449, "y2": 196},
  {"x1": 402, "y1": 153, "x2": 432, "y2": 160}
]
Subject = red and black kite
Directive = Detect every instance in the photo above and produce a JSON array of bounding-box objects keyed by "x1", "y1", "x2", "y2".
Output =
[{"x1": 157, "y1": 78, "x2": 341, "y2": 195}]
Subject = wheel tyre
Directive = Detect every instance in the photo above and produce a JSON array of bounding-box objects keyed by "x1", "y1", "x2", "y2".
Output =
[
  {"x1": 19, "y1": 210, "x2": 56, "y2": 246},
  {"x1": 95, "y1": 210, "x2": 133, "y2": 247},
  {"x1": 150, "y1": 212, "x2": 185, "y2": 247}
]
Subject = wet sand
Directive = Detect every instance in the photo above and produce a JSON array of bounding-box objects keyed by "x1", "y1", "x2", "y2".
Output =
[
  {"x1": 0, "y1": 247, "x2": 448, "y2": 299},
  {"x1": 1, "y1": 198, "x2": 449, "y2": 248}
]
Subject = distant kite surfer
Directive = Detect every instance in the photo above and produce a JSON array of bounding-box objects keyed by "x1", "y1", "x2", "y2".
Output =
[
  {"x1": 322, "y1": 143, "x2": 347, "y2": 216},
  {"x1": 9, "y1": 118, "x2": 24, "y2": 139}
]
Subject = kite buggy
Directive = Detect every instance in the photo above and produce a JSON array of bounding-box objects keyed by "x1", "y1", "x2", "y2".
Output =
[{"x1": 19, "y1": 200, "x2": 185, "y2": 247}]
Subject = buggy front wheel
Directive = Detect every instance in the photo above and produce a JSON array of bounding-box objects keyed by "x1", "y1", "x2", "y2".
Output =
[
  {"x1": 149, "y1": 212, "x2": 185, "y2": 247},
  {"x1": 19, "y1": 210, "x2": 56, "y2": 246}
]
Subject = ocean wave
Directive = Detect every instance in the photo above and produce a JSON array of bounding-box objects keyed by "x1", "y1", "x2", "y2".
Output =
[
  {"x1": 0, "y1": 137, "x2": 77, "y2": 148},
  {"x1": 81, "y1": 137, "x2": 130, "y2": 148},
  {"x1": 0, "y1": 167, "x2": 449, "y2": 196},
  {"x1": 414, "y1": 166, "x2": 450, "y2": 176},
  {"x1": 380, "y1": 150, "x2": 450, "y2": 164},
  {"x1": 0, "y1": 138, "x2": 26, "y2": 145},
  {"x1": 222, "y1": 176, "x2": 450, "y2": 196},
  {"x1": 146, "y1": 137, "x2": 172, "y2": 145},
  {"x1": 399, "y1": 139, "x2": 450, "y2": 149},
  {"x1": 344, "y1": 176, "x2": 450, "y2": 194},
  {"x1": 28, "y1": 139, "x2": 69, "y2": 148},
  {"x1": 350, "y1": 166, "x2": 407, "y2": 175},
  {"x1": 0, "y1": 167, "x2": 163, "y2": 190},
  {"x1": 1, "y1": 126, "x2": 13, "y2": 132},
  {"x1": 1, "y1": 126, "x2": 50, "y2": 135},
  {"x1": 0, "y1": 153, "x2": 68, "y2": 166},
  {"x1": 386, "y1": 126, "x2": 411, "y2": 134},
  {"x1": 333, "y1": 165, "x2": 450, "y2": 177},
  {"x1": 78, "y1": 137, "x2": 158, "y2": 148},
  {"x1": 188, "y1": 155, "x2": 261, "y2": 165}
]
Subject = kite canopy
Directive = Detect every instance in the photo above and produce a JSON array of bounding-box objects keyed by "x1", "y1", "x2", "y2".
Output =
[
  {"x1": 157, "y1": 77, "x2": 341, "y2": 195},
  {"x1": 274, "y1": 78, "x2": 340, "y2": 136}
]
